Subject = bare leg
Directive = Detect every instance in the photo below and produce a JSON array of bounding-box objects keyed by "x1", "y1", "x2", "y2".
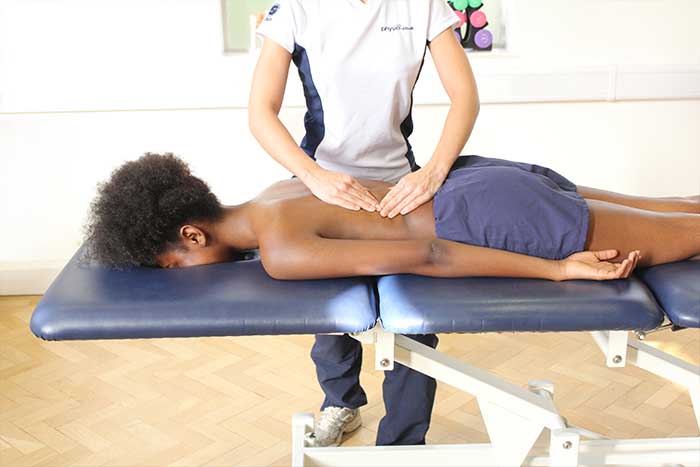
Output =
[
  {"x1": 578, "y1": 186, "x2": 700, "y2": 214},
  {"x1": 584, "y1": 199, "x2": 700, "y2": 268}
]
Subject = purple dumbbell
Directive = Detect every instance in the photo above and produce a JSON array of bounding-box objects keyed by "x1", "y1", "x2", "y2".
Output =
[{"x1": 474, "y1": 29, "x2": 493, "y2": 49}]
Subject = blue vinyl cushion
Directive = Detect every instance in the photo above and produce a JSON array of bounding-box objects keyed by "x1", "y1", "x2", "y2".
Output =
[
  {"x1": 377, "y1": 275, "x2": 664, "y2": 334},
  {"x1": 30, "y1": 247, "x2": 378, "y2": 340},
  {"x1": 637, "y1": 259, "x2": 700, "y2": 329}
]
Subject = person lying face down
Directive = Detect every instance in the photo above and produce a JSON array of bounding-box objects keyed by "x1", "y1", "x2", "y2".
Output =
[{"x1": 86, "y1": 153, "x2": 700, "y2": 281}]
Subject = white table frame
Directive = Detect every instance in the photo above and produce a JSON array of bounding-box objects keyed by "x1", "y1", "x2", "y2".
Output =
[{"x1": 291, "y1": 326, "x2": 700, "y2": 467}]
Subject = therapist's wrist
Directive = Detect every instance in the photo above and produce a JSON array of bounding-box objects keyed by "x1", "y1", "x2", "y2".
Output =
[
  {"x1": 423, "y1": 158, "x2": 451, "y2": 182},
  {"x1": 297, "y1": 159, "x2": 324, "y2": 185}
]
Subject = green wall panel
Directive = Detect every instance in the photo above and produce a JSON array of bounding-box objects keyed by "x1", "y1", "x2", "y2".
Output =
[{"x1": 222, "y1": 0, "x2": 273, "y2": 51}]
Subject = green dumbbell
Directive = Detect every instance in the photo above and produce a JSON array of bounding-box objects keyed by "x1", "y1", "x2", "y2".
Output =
[
  {"x1": 452, "y1": 0, "x2": 469, "y2": 10},
  {"x1": 468, "y1": 0, "x2": 483, "y2": 8}
]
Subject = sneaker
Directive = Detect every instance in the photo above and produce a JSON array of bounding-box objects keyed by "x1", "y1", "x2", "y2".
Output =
[{"x1": 304, "y1": 406, "x2": 362, "y2": 447}]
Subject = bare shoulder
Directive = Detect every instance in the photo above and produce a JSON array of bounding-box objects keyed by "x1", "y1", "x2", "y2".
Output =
[
  {"x1": 254, "y1": 178, "x2": 311, "y2": 202},
  {"x1": 251, "y1": 197, "x2": 313, "y2": 250},
  {"x1": 255, "y1": 210, "x2": 316, "y2": 279}
]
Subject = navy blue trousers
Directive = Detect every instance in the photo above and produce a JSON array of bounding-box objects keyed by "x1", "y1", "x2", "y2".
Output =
[{"x1": 311, "y1": 333, "x2": 439, "y2": 446}]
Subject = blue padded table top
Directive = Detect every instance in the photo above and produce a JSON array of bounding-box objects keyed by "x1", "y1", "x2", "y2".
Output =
[
  {"x1": 637, "y1": 259, "x2": 700, "y2": 329},
  {"x1": 377, "y1": 275, "x2": 664, "y2": 334},
  {"x1": 31, "y1": 248, "x2": 377, "y2": 341}
]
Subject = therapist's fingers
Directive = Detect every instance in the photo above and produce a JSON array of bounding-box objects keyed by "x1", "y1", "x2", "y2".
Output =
[
  {"x1": 347, "y1": 181, "x2": 379, "y2": 211},
  {"x1": 381, "y1": 185, "x2": 412, "y2": 218},
  {"x1": 380, "y1": 181, "x2": 413, "y2": 216},
  {"x1": 327, "y1": 174, "x2": 377, "y2": 211},
  {"x1": 388, "y1": 191, "x2": 429, "y2": 218},
  {"x1": 327, "y1": 192, "x2": 361, "y2": 211},
  {"x1": 378, "y1": 182, "x2": 401, "y2": 211},
  {"x1": 389, "y1": 185, "x2": 433, "y2": 218},
  {"x1": 397, "y1": 191, "x2": 433, "y2": 217},
  {"x1": 314, "y1": 171, "x2": 376, "y2": 211},
  {"x1": 326, "y1": 189, "x2": 363, "y2": 211},
  {"x1": 388, "y1": 189, "x2": 418, "y2": 218}
]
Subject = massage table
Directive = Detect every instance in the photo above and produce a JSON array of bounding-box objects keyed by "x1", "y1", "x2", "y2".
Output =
[{"x1": 31, "y1": 247, "x2": 700, "y2": 466}]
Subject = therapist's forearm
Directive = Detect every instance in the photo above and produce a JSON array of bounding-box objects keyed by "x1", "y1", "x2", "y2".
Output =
[
  {"x1": 424, "y1": 95, "x2": 480, "y2": 178},
  {"x1": 249, "y1": 108, "x2": 320, "y2": 183}
]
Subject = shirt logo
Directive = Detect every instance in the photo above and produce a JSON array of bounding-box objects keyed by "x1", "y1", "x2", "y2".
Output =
[
  {"x1": 380, "y1": 24, "x2": 414, "y2": 32},
  {"x1": 265, "y1": 3, "x2": 280, "y2": 21}
]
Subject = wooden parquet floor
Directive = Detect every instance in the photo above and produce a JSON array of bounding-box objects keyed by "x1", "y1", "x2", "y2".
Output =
[{"x1": 1, "y1": 295, "x2": 698, "y2": 466}]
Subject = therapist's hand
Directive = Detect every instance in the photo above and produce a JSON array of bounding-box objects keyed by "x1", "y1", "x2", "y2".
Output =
[
  {"x1": 304, "y1": 167, "x2": 379, "y2": 212},
  {"x1": 379, "y1": 166, "x2": 447, "y2": 218}
]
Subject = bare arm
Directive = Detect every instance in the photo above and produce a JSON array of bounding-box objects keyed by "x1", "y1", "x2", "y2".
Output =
[
  {"x1": 424, "y1": 26, "x2": 480, "y2": 179},
  {"x1": 248, "y1": 39, "x2": 318, "y2": 180},
  {"x1": 379, "y1": 27, "x2": 480, "y2": 217},
  {"x1": 259, "y1": 235, "x2": 638, "y2": 282},
  {"x1": 248, "y1": 38, "x2": 378, "y2": 211}
]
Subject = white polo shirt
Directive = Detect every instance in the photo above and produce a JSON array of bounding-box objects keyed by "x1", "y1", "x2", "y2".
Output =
[{"x1": 257, "y1": 0, "x2": 460, "y2": 182}]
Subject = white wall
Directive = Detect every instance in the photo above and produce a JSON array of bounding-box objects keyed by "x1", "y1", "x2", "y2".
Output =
[
  {"x1": 1, "y1": 0, "x2": 699, "y2": 294},
  {"x1": 504, "y1": 0, "x2": 700, "y2": 65}
]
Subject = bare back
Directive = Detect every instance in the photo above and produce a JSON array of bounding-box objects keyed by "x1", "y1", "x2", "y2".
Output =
[{"x1": 248, "y1": 178, "x2": 437, "y2": 243}]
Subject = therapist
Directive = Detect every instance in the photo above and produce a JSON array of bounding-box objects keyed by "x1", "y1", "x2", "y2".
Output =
[{"x1": 249, "y1": 0, "x2": 479, "y2": 447}]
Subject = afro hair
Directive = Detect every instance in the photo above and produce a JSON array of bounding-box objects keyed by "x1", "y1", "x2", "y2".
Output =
[{"x1": 85, "y1": 153, "x2": 222, "y2": 268}]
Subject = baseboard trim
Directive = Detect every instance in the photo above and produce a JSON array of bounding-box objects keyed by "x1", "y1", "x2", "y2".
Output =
[{"x1": 0, "y1": 262, "x2": 64, "y2": 296}]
